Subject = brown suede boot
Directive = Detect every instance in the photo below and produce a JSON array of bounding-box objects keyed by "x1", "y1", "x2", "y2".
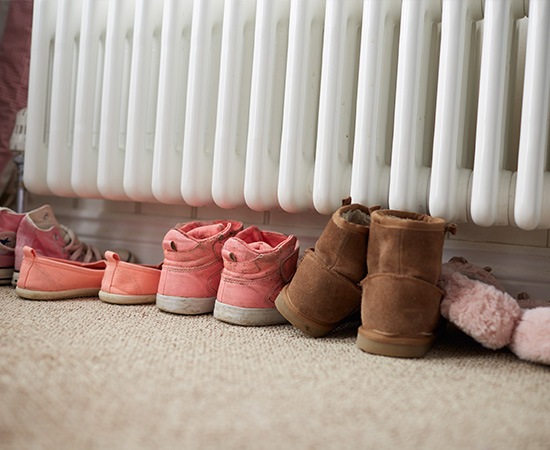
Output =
[
  {"x1": 357, "y1": 210, "x2": 456, "y2": 357},
  {"x1": 275, "y1": 203, "x2": 375, "y2": 337}
]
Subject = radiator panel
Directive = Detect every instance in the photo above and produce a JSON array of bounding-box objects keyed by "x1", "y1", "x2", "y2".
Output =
[
  {"x1": 429, "y1": 0, "x2": 482, "y2": 223},
  {"x1": 151, "y1": 0, "x2": 193, "y2": 204},
  {"x1": 25, "y1": 0, "x2": 58, "y2": 195},
  {"x1": 312, "y1": 0, "x2": 363, "y2": 215},
  {"x1": 277, "y1": 0, "x2": 325, "y2": 213},
  {"x1": 180, "y1": 0, "x2": 224, "y2": 207},
  {"x1": 97, "y1": 0, "x2": 136, "y2": 201},
  {"x1": 244, "y1": 0, "x2": 290, "y2": 212},
  {"x1": 350, "y1": 0, "x2": 400, "y2": 210},
  {"x1": 71, "y1": 0, "x2": 108, "y2": 198},
  {"x1": 122, "y1": 0, "x2": 164, "y2": 202},
  {"x1": 389, "y1": 0, "x2": 441, "y2": 214},
  {"x1": 514, "y1": 0, "x2": 550, "y2": 230},
  {"x1": 24, "y1": 0, "x2": 550, "y2": 229}
]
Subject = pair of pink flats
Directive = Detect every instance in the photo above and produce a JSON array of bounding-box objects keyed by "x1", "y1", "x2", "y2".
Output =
[
  {"x1": 16, "y1": 247, "x2": 161, "y2": 305},
  {"x1": 15, "y1": 218, "x2": 300, "y2": 327}
]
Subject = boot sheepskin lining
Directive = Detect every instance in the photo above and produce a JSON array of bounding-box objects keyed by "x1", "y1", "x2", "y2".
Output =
[{"x1": 342, "y1": 209, "x2": 371, "y2": 226}]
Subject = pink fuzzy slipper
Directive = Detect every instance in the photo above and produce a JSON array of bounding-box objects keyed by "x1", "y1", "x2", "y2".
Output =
[{"x1": 439, "y1": 257, "x2": 550, "y2": 365}]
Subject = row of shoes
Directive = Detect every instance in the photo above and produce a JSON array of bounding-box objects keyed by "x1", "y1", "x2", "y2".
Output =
[
  {"x1": 1, "y1": 202, "x2": 456, "y2": 359},
  {"x1": 0, "y1": 205, "x2": 300, "y2": 327}
]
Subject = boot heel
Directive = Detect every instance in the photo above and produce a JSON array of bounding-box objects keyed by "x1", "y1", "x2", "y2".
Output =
[
  {"x1": 356, "y1": 326, "x2": 435, "y2": 358},
  {"x1": 275, "y1": 287, "x2": 335, "y2": 337}
]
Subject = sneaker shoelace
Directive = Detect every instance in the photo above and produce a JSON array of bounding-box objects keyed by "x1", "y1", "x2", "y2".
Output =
[{"x1": 60, "y1": 225, "x2": 102, "y2": 263}]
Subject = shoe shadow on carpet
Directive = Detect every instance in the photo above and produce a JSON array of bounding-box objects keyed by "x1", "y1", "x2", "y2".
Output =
[
  {"x1": 426, "y1": 323, "x2": 517, "y2": 361},
  {"x1": 311, "y1": 318, "x2": 518, "y2": 363}
]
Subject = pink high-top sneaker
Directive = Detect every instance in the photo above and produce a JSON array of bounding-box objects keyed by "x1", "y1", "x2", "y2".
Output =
[
  {"x1": 213, "y1": 226, "x2": 299, "y2": 326},
  {"x1": 156, "y1": 220, "x2": 243, "y2": 315},
  {"x1": 13, "y1": 204, "x2": 133, "y2": 285},
  {"x1": 99, "y1": 251, "x2": 162, "y2": 305},
  {"x1": 0, "y1": 207, "x2": 24, "y2": 284}
]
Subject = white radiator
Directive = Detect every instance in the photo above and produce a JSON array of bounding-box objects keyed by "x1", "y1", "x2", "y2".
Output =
[{"x1": 24, "y1": 0, "x2": 550, "y2": 229}]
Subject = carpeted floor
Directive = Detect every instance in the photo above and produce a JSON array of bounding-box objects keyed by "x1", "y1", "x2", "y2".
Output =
[{"x1": 0, "y1": 286, "x2": 548, "y2": 450}]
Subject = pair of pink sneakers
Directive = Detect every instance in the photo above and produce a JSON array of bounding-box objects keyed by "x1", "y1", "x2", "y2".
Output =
[
  {"x1": 16, "y1": 246, "x2": 161, "y2": 303},
  {"x1": 0, "y1": 204, "x2": 132, "y2": 285},
  {"x1": 156, "y1": 221, "x2": 299, "y2": 326}
]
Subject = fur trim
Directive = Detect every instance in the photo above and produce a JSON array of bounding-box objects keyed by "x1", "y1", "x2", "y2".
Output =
[
  {"x1": 509, "y1": 307, "x2": 550, "y2": 365},
  {"x1": 440, "y1": 272, "x2": 521, "y2": 349}
]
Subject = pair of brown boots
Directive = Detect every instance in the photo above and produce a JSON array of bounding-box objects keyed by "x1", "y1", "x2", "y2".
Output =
[{"x1": 275, "y1": 203, "x2": 456, "y2": 358}]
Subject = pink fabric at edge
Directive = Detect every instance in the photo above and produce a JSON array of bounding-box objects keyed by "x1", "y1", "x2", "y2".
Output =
[{"x1": 0, "y1": 0, "x2": 33, "y2": 175}]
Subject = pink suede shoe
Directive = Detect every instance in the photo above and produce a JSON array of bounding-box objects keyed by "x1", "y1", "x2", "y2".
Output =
[
  {"x1": 15, "y1": 246, "x2": 106, "y2": 300},
  {"x1": 156, "y1": 220, "x2": 243, "y2": 315},
  {"x1": 213, "y1": 226, "x2": 299, "y2": 326},
  {"x1": 99, "y1": 251, "x2": 162, "y2": 305},
  {"x1": 13, "y1": 205, "x2": 134, "y2": 285},
  {"x1": 0, "y1": 207, "x2": 24, "y2": 284}
]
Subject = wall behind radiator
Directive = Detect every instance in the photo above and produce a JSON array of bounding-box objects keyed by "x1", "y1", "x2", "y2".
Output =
[{"x1": 25, "y1": 193, "x2": 550, "y2": 300}]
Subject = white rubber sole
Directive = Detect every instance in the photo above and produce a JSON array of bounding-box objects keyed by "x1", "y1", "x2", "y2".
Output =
[
  {"x1": 213, "y1": 300, "x2": 289, "y2": 326},
  {"x1": 15, "y1": 286, "x2": 100, "y2": 300},
  {"x1": 99, "y1": 290, "x2": 156, "y2": 305},
  {"x1": 156, "y1": 293, "x2": 215, "y2": 315}
]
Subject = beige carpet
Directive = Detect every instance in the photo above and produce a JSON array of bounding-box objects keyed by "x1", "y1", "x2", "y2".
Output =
[{"x1": 1, "y1": 286, "x2": 548, "y2": 450}]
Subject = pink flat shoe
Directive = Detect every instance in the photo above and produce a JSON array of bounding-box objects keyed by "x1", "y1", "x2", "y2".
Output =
[
  {"x1": 99, "y1": 251, "x2": 162, "y2": 305},
  {"x1": 15, "y1": 246, "x2": 106, "y2": 300}
]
